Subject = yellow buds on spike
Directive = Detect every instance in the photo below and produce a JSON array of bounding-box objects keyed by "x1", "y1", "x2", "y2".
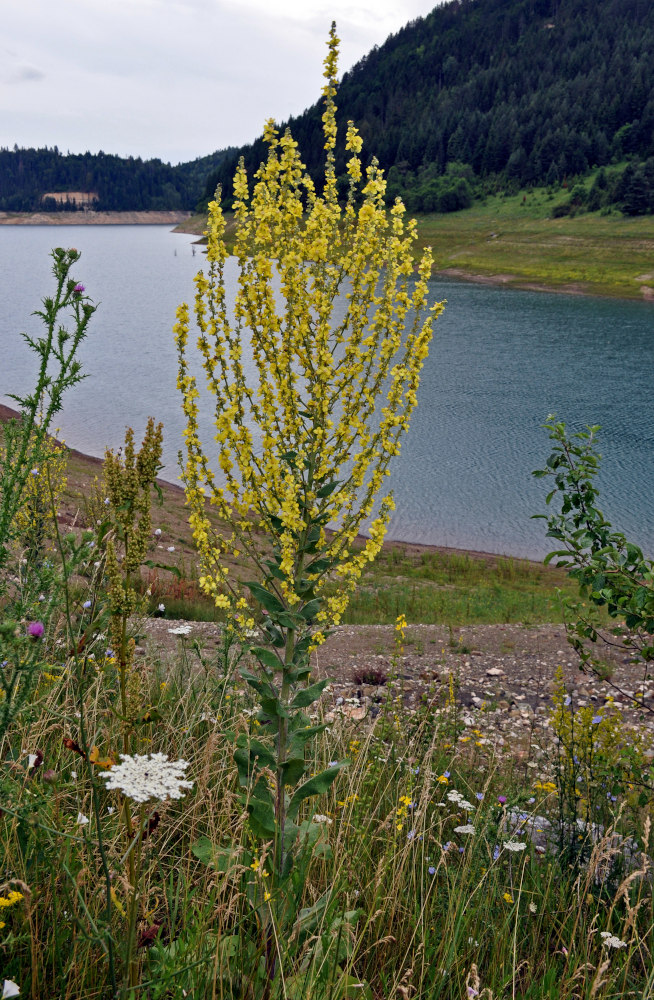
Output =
[{"x1": 175, "y1": 26, "x2": 443, "y2": 634}]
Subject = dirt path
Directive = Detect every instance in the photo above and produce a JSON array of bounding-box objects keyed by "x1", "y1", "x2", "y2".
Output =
[{"x1": 142, "y1": 618, "x2": 654, "y2": 742}]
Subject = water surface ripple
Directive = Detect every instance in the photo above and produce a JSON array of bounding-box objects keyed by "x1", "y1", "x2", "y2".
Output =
[{"x1": 1, "y1": 225, "x2": 652, "y2": 559}]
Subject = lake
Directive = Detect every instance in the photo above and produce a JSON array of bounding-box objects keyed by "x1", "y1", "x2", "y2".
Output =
[{"x1": 1, "y1": 224, "x2": 652, "y2": 559}]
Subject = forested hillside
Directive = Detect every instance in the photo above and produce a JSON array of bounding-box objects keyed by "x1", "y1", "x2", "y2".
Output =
[
  {"x1": 207, "y1": 0, "x2": 654, "y2": 215},
  {"x1": 0, "y1": 147, "x2": 234, "y2": 213}
]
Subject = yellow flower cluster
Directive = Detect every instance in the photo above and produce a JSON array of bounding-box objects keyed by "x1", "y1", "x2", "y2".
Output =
[
  {"x1": 175, "y1": 24, "x2": 443, "y2": 635},
  {"x1": 11, "y1": 428, "x2": 67, "y2": 555},
  {"x1": 0, "y1": 891, "x2": 23, "y2": 908},
  {"x1": 396, "y1": 793, "x2": 413, "y2": 831}
]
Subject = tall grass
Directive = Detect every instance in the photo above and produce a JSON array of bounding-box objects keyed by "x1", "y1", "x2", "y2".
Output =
[{"x1": 3, "y1": 641, "x2": 652, "y2": 999}]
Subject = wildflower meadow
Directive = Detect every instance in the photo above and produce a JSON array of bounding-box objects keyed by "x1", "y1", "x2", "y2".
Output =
[{"x1": 1, "y1": 28, "x2": 652, "y2": 1000}]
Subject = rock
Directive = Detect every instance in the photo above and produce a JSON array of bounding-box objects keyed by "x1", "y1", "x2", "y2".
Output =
[{"x1": 486, "y1": 667, "x2": 505, "y2": 677}]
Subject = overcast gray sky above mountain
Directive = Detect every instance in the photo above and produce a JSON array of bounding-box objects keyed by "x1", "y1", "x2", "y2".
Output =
[{"x1": 1, "y1": 0, "x2": 439, "y2": 164}]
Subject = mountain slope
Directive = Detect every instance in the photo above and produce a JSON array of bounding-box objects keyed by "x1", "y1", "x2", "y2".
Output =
[{"x1": 206, "y1": 0, "x2": 654, "y2": 214}]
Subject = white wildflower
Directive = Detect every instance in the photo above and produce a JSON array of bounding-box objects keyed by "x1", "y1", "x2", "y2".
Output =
[
  {"x1": 167, "y1": 625, "x2": 192, "y2": 636},
  {"x1": 2, "y1": 981, "x2": 20, "y2": 998},
  {"x1": 99, "y1": 753, "x2": 193, "y2": 804},
  {"x1": 503, "y1": 840, "x2": 527, "y2": 852},
  {"x1": 154, "y1": 528, "x2": 162, "y2": 536},
  {"x1": 27, "y1": 754, "x2": 39, "y2": 769},
  {"x1": 453, "y1": 824, "x2": 476, "y2": 835},
  {"x1": 167, "y1": 545, "x2": 175, "y2": 552},
  {"x1": 76, "y1": 812, "x2": 90, "y2": 826},
  {"x1": 529, "y1": 902, "x2": 537, "y2": 913},
  {"x1": 446, "y1": 789, "x2": 475, "y2": 811},
  {"x1": 599, "y1": 931, "x2": 627, "y2": 949},
  {"x1": 312, "y1": 814, "x2": 333, "y2": 824},
  {"x1": 157, "y1": 604, "x2": 165, "y2": 612}
]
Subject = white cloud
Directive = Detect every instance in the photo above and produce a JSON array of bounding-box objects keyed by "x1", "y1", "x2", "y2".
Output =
[{"x1": 0, "y1": 0, "x2": 440, "y2": 162}]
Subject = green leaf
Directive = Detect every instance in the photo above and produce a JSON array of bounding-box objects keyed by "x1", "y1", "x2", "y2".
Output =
[
  {"x1": 287, "y1": 764, "x2": 345, "y2": 821},
  {"x1": 286, "y1": 665, "x2": 312, "y2": 684},
  {"x1": 239, "y1": 667, "x2": 276, "y2": 699},
  {"x1": 249, "y1": 646, "x2": 283, "y2": 672},
  {"x1": 244, "y1": 580, "x2": 285, "y2": 615},
  {"x1": 260, "y1": 695, "x2": 289, "y2": 719},
  {"x1": 316, "y1": 480, "x2": 340, "y2": 498},
  {"x1": 191, "y1": 837, "x2": 245, "y2": 873},
  {"x1": 289, "y1": 724, "x2": 327, "y2": 754},
  {"x1": 276, "y1": 611, "x2": 305, "y2": 629},
  {"x1": 290, "y1": 679, "x2": 328, "y2": 709},
  {"x1": 299, "y1": 598, "x2": 322, "y2": 621},
  {"x1": 280, "y1": 757, "x2": 306, "y2": 786},
  {"x1": 245, "y1": 796, "x2": 277, "y2": 837}
]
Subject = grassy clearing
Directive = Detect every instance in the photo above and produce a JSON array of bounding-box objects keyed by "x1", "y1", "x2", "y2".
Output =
[
  {"x1": 415, "y1": 188, "x2": 654, "y2": 300},
  {"x1": 177, "y1": 191, "x2": 654, "y2": 301},
  {"x1": 343, "y1": 548, "x2": 578, "y2": 626}
]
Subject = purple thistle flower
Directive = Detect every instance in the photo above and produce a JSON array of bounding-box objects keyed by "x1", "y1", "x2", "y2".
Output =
[
  {"x1": 73, "y1": 283, "x2": 85, "y2": 296},
  {"x1": 497, "y1": 795, "x2": 507, "y2": 805},
  {"x1": 27, "y1": 621, "x2": 44, "y2": 639}
]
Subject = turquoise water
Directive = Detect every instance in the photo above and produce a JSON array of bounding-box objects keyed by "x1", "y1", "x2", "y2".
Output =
[{"x1": 1, "y1": 224, "x2": 652, "y2": 559}]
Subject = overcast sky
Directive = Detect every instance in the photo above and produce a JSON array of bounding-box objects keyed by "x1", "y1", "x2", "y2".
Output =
[{"x1": 2, "y1": 0, "x2": 440, "y2": 165}]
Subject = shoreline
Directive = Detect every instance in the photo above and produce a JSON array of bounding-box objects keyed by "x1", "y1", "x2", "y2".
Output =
[
  {"x1": 0, "y1": 401, "x2": 543, "y2": 567},
  {"x1": 1, "y1": 210, "x2": 651, "y2": 302},
  {"x1": 435, "y1": 266, "x2": 654, "y2": 301},
  {"x1": 0, "y1": 210, "x2": 191, "y2": 226}
]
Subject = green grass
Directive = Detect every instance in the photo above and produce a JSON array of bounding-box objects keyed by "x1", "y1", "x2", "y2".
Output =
[
  {"x1": 178, "y1": 184, "x2": 654, "y2": 300},
  {"x1": 414, "y1": 185, "x2": 654, "y2": 300},
  {"x1": 342, "y1": 549, "x2": 577, "y2": 626},
  {"x1": 3, "y1": 642, "x2": 652, "y2": 999}
]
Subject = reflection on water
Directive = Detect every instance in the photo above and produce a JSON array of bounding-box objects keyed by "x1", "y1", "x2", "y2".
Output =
[{"x1": 1, "y1": 225, "x2": 652, "y2": 559}]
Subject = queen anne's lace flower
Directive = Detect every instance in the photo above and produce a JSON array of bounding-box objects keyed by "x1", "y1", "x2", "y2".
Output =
[
  {"x1": 599, "y1": 931, "x2": 627, "y2": 949},
  {"x1": 453, "y1": 824, "x2": 476, "y2": 835},
  {"x1": 100, "y1": 753, "x2": 193, "y2": 804},
  {"x1": 447, "y1": 789, "x2": 476, "y2": 811},
  {"x1": 503, "y1": 840, "x2": 527, "y2": 852}
]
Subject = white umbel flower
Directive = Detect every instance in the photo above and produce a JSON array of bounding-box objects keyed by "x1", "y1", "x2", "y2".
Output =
[
  {"x1": 599, "y1": 931, "x2": 627, "y2": 949},
  {"x1": 2, "y1": 981, "x2": 20, "y2": 998},
  {"x1": 100, "y1": 753, "x2": 193, "y2": 804},
  {"x1": 167, "y1": 625, "x2": 192, "y2": 636},
  {"x1": 503, "y1": 840, "x2": 527, "y2": 852},
  {"x1": 453, "y1": 824, "x2": 476, "y2": 835}
]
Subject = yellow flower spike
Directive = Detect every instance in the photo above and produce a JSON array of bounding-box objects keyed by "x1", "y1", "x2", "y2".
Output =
[{"x1": 176, "y1": 26, "x2": 442, "y2": 643}]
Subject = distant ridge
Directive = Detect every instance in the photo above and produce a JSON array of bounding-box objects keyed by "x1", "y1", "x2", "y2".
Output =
[
  {"x1": 206, "y1": 0, "x2": 654, "y2": 216},
  {"x1": 0, "y1": 147, "x2": 235, "y2": 214}
]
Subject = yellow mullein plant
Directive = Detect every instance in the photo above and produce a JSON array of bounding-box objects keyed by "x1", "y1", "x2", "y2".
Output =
[{"x1": 176, "y1": 25, "x2": 442, "y2": 969}]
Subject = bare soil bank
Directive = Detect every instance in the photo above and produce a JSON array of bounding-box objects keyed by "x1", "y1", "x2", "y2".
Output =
[{"x1": 0, "y1": 210, "x2": 191, "y2": 226}]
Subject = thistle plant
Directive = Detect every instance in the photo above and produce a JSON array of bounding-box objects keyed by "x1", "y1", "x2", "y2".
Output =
[
  {"x1": 176, "y1": 25, "x2": 442, "y2": 993},
  {"x1": 0, "y1": 249, "x2": 95, "y2": 574},
  {"x1": 0, "y1": 250, "x2": 95, "y2": 743}
]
